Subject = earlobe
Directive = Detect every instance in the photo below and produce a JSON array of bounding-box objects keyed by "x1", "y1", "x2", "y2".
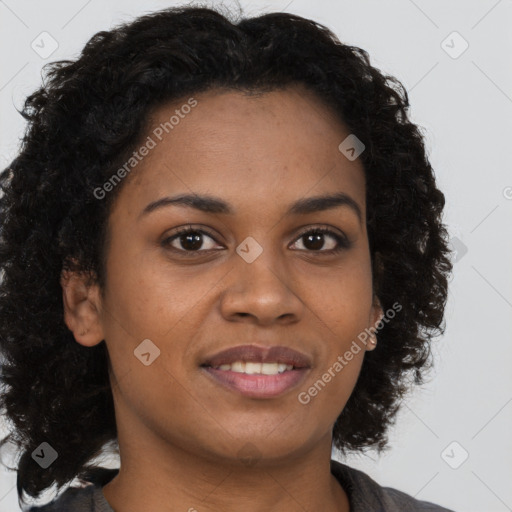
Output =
[{"x1": 60, "y1": 269, "x2": 105, "y2": 347}]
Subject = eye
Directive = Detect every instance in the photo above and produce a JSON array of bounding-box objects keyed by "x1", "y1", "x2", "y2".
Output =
[
  {"x1": 161, "y1": 225, "x2": 352, "y2": 257},
  {"x1": 161, "y1": 225, "x2": 222, "y2": 256},
  {"x1": 290, "y1": 227, "x2": 351, "y2": 254}
]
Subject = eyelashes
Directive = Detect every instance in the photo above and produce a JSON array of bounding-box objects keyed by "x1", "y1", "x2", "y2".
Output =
[
  {"x1": 292, "y1": 226, "x2": 351, "y2": 253},
  {"x1": 161, "y1": 224, "x2": 352, "y2": 257}
]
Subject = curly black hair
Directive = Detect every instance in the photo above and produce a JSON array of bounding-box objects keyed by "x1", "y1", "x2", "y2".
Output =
[{"x1": 0, "y1": 4, "x2": 453, "y2": 507}]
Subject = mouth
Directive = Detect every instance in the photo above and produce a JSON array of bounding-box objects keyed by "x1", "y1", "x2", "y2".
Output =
[{"x1": 200, "y1": 344, "x2": 311, "y2": 399}]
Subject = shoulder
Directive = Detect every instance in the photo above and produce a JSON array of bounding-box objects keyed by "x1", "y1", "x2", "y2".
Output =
[
  {"x1": 27, "y1": 483, "x2": 113, "y2": 512},
  {"x1": 27, "y1": 468, "x2": 118, "y2": 512},
  {"x1": 330, "y1": 460, "x2": 455, "y2": 512},
  {"x1": 27, "y1": 485, "x2": 95, "y2": 511}
]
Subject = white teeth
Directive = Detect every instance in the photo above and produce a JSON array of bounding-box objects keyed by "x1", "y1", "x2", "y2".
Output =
[
  {"x1": 214, "y1": 361, "x2": 294, "y2": 374},
  {"x1": 231, "y1": 361, "x2": 244, "y2": 373},
  {"x1": 244, "y1": 362, "x2": 262, "y2": 374},
  {"x1": 261, "y1": 362, "x2": 279, "y2": 375}
]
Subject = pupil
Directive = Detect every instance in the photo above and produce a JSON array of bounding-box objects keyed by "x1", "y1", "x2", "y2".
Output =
[
  {"x1": 182, "y1": 232, "x2": 202, "y2": 250},
  {"x1": 305, "y1": 233, "x2": 324, "y2": 250}
]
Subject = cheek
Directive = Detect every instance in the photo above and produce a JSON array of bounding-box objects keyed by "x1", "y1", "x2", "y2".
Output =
[
  {"x1": 299, "y1": 253, "x2": 374, "y2": 338},
  {"x1": 296, "y1": 343, "x2": 365, "y2": 428},
  {"x1": 102, "y1": 238, "x2": 194, "y2": 338},
  {"x1": 100, "y1": 242, "x2": 221, "y2": 394},
  {"x1": 293, "y1": 255, "x2": 373, "y2": 412}
]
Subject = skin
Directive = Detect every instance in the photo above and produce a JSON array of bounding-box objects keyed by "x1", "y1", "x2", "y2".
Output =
[{"x1": 61, "y1": 85, "x2": 383, "y2": 512}]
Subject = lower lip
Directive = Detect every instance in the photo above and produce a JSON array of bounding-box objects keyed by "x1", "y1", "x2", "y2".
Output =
[{"x1": 202, "y1": 367, "x2": 309, "y2": 398}]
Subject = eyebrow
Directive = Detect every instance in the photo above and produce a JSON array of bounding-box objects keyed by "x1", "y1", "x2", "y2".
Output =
[{"x1": 139, "y1": 192, "x2": 363, "y2": 223}]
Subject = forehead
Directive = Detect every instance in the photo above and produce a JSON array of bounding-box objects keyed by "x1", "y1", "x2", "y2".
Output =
[{"x1": 111, "y1": 86, "x2": 366, "y2": 221}]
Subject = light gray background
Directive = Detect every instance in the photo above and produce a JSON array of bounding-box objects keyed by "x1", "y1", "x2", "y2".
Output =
[{"x1": 1, "y1": 0, "x2": 511, "y2": 511}]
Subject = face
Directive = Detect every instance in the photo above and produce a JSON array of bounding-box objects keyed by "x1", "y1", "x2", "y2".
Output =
[{"x1": 63, "y1": 86, "x2": 382, "y2": 467}]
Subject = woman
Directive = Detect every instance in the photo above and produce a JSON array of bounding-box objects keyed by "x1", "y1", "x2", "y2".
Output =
[{"x1": 0, "y1": 5, "x2": 454, "y2": 511}]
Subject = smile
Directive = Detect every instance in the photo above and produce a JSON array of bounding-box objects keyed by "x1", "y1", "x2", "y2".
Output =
[
  {"x1": 200, "y1": 344, "x2": 312, "y2": 398},
  {"x1": 212, "y1": 361, "x2": 294, "y2": 375},
  {"x1": 201, "y1": 366, "x2": 310, "y2": 398}
]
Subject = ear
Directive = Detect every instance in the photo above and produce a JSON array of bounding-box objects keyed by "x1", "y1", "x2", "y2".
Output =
[
  {"x1": 370, "y1": 252, "x2": 385, "y2": 328},
  {"x1": 371, "y1": 295, "x2": 384, "y2": 326},
  {"x1": 366, "y1": 295, "x2": 384, "y2": 352},
  {"x1": 60, "y1": 268, "x2": 105, "y2": 347}
]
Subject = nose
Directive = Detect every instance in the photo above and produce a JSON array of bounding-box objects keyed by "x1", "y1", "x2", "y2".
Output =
[{"x1": 219, "y1": 247, "x2": 305, "y2": 326}]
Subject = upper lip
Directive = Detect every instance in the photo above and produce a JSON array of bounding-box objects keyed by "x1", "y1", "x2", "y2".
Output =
[{"x1": 201, "y1": 344, "x2": 312, "y2": 369}]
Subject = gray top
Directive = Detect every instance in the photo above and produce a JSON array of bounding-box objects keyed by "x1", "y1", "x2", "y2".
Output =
[{"x1": 28, "y1": 460, "x2": 455, "y2": 511}]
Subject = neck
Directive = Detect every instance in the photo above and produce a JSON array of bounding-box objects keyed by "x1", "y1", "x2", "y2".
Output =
[{"x1": 102, "y1": 424, "x2": 349, "y2": 512}]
